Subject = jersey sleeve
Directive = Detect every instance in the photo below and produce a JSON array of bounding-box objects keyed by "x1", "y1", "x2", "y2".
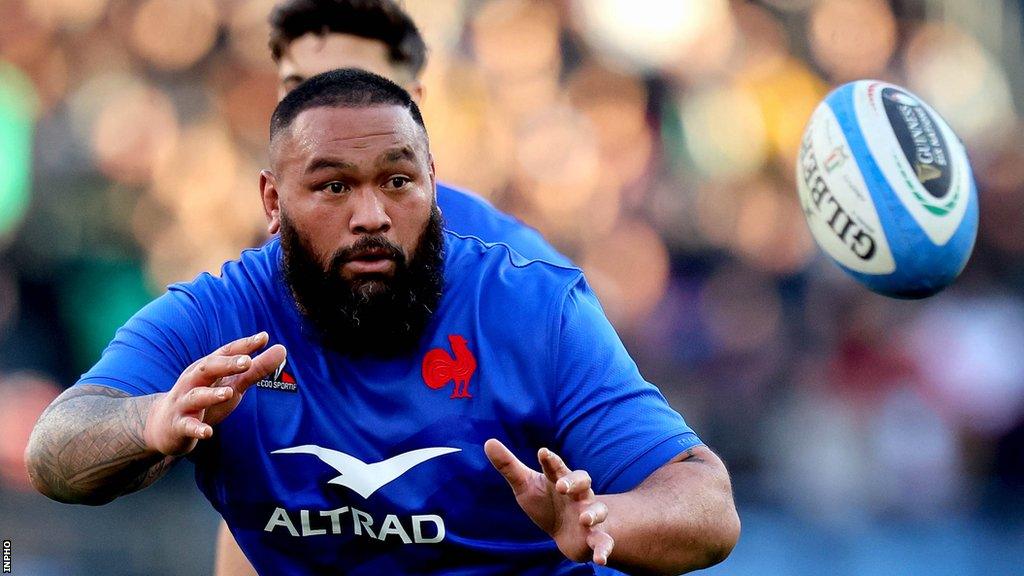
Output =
[
  {"x1": 551, "y1": 277, "x2": 703, "y2": 494},
  {"x1": 75, "y1": 283, "x2": 219, "y2": 396}
]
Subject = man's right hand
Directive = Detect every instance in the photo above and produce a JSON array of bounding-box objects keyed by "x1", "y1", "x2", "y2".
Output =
[{"x1": 144, "y1": 332, "x2": 287, "y2": 456}]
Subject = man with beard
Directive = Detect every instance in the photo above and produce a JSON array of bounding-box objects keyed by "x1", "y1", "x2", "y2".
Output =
[
  {"x1": 220, "y1": 2, "x2": 576, "y2": 571},
  {"x1": 25, "y1": 70, "x2": 740, "y2": 575}
]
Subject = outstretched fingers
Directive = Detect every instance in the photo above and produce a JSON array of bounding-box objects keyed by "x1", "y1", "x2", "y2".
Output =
[
  {"x1": 488, "y1": 441, "x2": 614, "y2": 567},
  {"x1": 555, "y1": 469, "x2": 593, "y2": 500},
  {"x1": 179, "y1": 332, "x2": 276, "y2": 390},
  {"x1": 580, "y1": 500, "x2": 609, "y2": 528},
  {"x1": 484, "y1": 439, "x2": 535, "y2": 497},
  {"x1": 228, "y1": 344, "x2": 288, "y2": 395},
  {"x1": 217, "y1": 331, "x2": 270, "y2": 356},
  {"x1": 538, "y1": 447, "x2": 572, "y2": 485},
  {"x1": 181, "y1": 353, "x2": 253, "y2": 389},
  {"x1": 541, "y1": 448, "x2": 598, "y2": 501},
  {"x1": 177, "y1": 415, "x2": 212, "y2": 440},
  {"x1": 179, "y1": 385, "x2": 234, "y2": 413},
  {"x1": 587, "y1": 529, "x2": 614, "y2": 566}
]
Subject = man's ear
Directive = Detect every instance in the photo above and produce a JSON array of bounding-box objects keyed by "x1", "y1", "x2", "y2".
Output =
[
  {"x1": 428, "y1": 153, "x2": 436, "y2": 197},
  {"x1": 259, "y1": 170, "x2": 281, "y2": 235},
  {"x1": 409, "y1": 81, "x2": 425, "y2": 104}
]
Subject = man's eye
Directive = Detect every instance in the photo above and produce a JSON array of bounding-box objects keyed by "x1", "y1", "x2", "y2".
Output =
[
  {"x1": 386, "y1": 176, "x2": 410, "y2": 189},
  {"x1": 323, "y1": 182, "x2": 347, "y2": 194}
]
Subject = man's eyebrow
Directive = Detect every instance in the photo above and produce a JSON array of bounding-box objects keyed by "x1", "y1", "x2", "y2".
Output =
[
  {"x1": 377, "y1": 147, "x2": 418, "y2": 167},
  {"x1": 305, "y1": 157, "x2": 357, "y2": 174},
  {"x1": 282, "y1": 74, "x2": 304, "y2": 86}
]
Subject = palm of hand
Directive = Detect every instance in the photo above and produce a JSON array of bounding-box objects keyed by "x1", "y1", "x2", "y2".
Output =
[
  {"x1": 517, "y1": 466, "x2": 597, "y2": 561},
  {"x1": 485, "y1": 440, "x2": 614, "y2": 565}
]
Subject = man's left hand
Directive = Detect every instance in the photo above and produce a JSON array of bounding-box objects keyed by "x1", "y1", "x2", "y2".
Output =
[{"x1": 484, "y1": 439, "x2": 614, "y2": 565}]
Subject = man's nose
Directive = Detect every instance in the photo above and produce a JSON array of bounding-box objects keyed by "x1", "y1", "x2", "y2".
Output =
[{"x1": 349, "y1": 188, "x2": 392, "y2": 235}]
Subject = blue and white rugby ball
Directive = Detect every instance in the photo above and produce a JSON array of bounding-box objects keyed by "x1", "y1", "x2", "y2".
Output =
[{"x1": 797, "y1": 80, "x2": 978, "y2": 299}]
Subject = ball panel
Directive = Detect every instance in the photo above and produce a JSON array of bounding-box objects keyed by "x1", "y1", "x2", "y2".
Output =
[
  {"x1": 854, "y1": 80, "x2": 971, "y2": 247},
  {"x1": 796, "y1": 100, "x2": 895, "y2": 275}
]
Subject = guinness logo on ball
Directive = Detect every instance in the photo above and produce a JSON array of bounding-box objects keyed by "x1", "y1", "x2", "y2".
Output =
[{"x1": 881, "y1": 88, "x2": 957, "y2": 216}]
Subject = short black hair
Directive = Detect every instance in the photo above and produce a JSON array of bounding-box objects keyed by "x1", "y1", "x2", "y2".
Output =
[
  {"x1": 269, "y1": 0, "x2": 427, "y2": 77},
  {"x1": 270, "y1": 68, "x2": 426, "y2": 143}
]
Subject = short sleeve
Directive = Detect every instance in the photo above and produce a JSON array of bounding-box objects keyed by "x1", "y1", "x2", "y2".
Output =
[
  {"x1": 75, "y1": 284, "x2": 218, "y2": 396},
  {"x1": 552, "y1": 278, "x2": 702, "y2": 494}
]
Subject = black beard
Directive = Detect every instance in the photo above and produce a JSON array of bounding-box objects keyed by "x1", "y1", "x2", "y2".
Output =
[{"x1": 279, "y1": 207, "x2": 445, "y2": 358}]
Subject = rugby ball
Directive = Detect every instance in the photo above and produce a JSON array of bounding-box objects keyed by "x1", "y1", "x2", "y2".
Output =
[{"x1": 796, "y1": 80, "x2": 978, "y2": 299}]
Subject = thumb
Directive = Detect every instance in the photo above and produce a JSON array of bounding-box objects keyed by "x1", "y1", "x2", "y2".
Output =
[{"x1": 484, "y1": 438, "x2": 534, "y2": 497}]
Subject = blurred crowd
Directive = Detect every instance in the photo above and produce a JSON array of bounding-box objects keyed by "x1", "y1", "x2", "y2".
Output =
[{"x1": 1, "y1": 0, "x2": 1023, "y2": 574}]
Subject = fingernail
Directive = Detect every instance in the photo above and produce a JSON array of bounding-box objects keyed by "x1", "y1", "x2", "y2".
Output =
[
  {"x1": 563, "y1": 479, "x2": 573, "y2": 492},
  {"x1": 584, "y1": 512, "x2": 593, "y2": 526},
  {"x1": 252, "y1": 332, "x2": 263, "y2": 343},
  {"x1": 237, "y1": 356, "x2": 248, "y2": 368},
  {"x1": 216, "y1": 388, "x2": 227, "y2": 399}
]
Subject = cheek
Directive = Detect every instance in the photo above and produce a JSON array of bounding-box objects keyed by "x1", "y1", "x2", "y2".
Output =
[
  {"x1": 392, "y1": 194, "x2": 433, "y2": 257},
  {"x1": 284, "y1": 203, "x2": 346, "y2": 261}
]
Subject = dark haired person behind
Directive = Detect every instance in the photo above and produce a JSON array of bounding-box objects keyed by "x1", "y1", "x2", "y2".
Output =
[
  {"x1": 269, "y1": 0, "x2": 570, "y2": 266},
  {"x1": 26, "y1": 69, "x2": 739, "y2": 575}
]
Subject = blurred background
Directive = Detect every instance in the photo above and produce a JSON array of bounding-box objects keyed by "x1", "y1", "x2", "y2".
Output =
[{"x1": 1, "y1": 0, "x2": 1023, "y2": 574}]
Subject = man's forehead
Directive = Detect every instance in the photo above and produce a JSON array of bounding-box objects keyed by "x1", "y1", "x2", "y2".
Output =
[{"x1": 277, "y1": 105, "x2": 427, "y2": 161}]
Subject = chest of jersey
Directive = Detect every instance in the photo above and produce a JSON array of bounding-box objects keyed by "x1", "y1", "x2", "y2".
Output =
[{"x1": 195, "y1": 314, "x2": 571, "y2": 574}]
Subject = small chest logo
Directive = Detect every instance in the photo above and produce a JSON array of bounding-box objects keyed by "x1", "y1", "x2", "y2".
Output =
[
  {"x1": 256, "y1": 358, "x2": 298, "y2": 392},
  {"x1": 421, "y1": 335, "x2": 476, "y2": 399}
]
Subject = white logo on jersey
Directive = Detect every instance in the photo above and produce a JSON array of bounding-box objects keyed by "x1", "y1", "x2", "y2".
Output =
[
  {"x1": 271, "y1": 445, "x2": 460, "y2": 498},
  {"x1": 273, "y1": 357, "x2": 287, "y2": 380}
]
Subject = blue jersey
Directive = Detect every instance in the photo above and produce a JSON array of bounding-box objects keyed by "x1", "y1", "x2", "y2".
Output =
[
  {"x1": 436, "y1": 182, "x2": 572, "y2": 266},
  {"x1": 77, "y1": 233, "x2": 701, "y2": 575}
]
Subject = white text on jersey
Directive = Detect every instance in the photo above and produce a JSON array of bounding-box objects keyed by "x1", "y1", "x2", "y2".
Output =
[{"x1": 264, "y1": 506, "x2": 445, "y2": 544}]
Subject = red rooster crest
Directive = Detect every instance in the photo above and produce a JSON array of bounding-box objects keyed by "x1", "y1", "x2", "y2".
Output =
[{"x1": 422, "y1": 334, "x2": 477, "y2": 399}]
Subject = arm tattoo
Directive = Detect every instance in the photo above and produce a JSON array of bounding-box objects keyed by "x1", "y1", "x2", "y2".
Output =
[
  {"x1": 678, "y1": 447, "x2": 707, "y2": 464},
  {"x1": 26, "y1": 385, "x2": 177, "y2": 505}
]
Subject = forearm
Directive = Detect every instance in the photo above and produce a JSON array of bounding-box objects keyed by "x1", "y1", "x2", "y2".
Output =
[
  {"x1": 25, "y1": 385, "x2": 176, "y2": 505},
  {"x1": 215, "y1": 520, "x2": 258, "y2": 576},
  {"x1": 601, "y1": 446, "x2": 740, "y2": 575}
]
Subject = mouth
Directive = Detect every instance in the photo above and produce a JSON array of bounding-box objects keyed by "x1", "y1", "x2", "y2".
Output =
[{"x1": 342, "y1": 248, "x2": 397, "y2": 276}]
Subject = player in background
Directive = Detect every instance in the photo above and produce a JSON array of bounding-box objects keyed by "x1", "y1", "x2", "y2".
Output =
[{"x1": 26, "y1": 69, "x2": 740, "y2": 575}]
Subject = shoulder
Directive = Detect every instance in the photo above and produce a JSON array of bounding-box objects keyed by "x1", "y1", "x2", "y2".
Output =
[
  {"x1": 436, "y1": 183, "x2": 572, "y2": 266},
  {"x1": 443, "y1": 231, "x2": 583, "y2": 306},
  {"x1": 435, "y1": 183, "x2": 527, "y2": 237},
  {"x1": 167, "y1": 238, "x2": 283, "y2": 309},
  {"x1": 444, "y1": 229, "x2": 577, "y2": 273},
  {"x1": 436, "y1": 182, "x2": 504, "y2": 218}
]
